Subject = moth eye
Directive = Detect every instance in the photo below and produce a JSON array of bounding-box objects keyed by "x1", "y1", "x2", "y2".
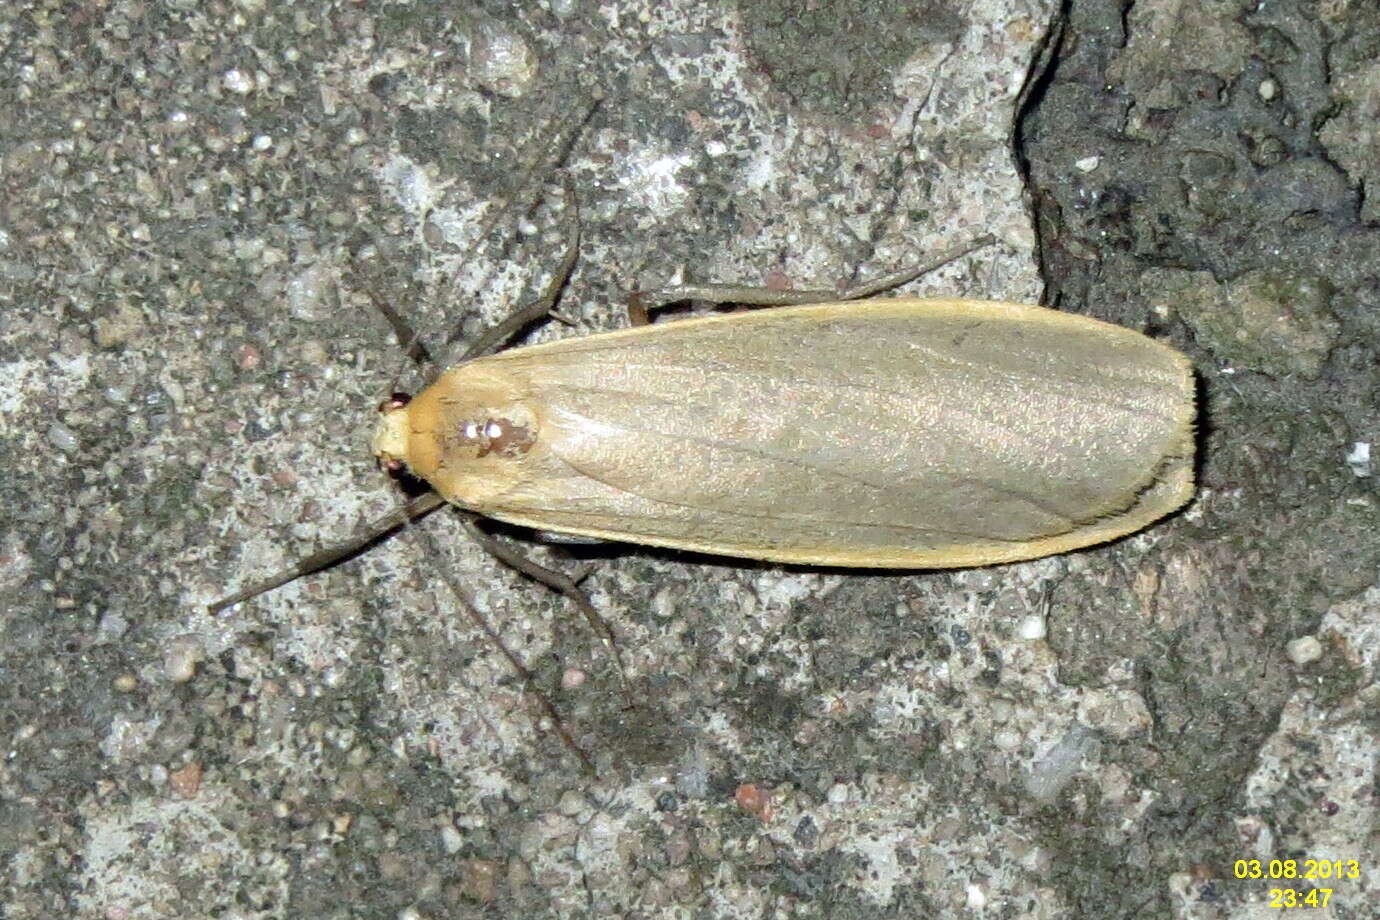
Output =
[{"x1": 379, "y1": 392, "x2": 412, "y2": 413}]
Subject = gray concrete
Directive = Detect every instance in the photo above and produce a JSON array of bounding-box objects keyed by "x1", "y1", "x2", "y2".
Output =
[{"x1": 3, "y1": 0, "x2": 1376, "y2": 917}]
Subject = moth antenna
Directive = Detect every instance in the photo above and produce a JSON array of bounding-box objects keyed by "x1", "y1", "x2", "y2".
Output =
[
  {"x1": 371, "y1": 95, "x2": 600, "y2": 395},
  {"x1": 354, "y1": 269, "x2": 434, "y2": 371},
  {"x1": 465, "y1": 92, "x2": 602, "y2": 264},
  {"x1": 457, "y1": 172, "x2": 581, "y2": 362},
  {"x1": 837, "y1": 233, "x2": 998, "y2": 300},
  {"x1": 207, "y1": 492, "x2": 445, "y2": 614}
]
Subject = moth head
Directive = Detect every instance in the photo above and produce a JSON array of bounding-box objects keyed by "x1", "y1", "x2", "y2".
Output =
[{"x1": 372, "y1": 391, "x2": 413, "y2": 475}]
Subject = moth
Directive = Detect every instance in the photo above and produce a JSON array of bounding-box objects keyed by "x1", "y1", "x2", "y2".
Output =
[{"x1": 371, "y1": 296, "x2": 1195, "y2": 569}]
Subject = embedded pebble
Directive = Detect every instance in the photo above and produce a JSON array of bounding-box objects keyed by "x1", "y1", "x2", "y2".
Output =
[
  {"x1": 557, "y1": 789, "x2": 586, "y2": 817},
  {"x1": 1345, "y1": 442, "x2": 1371, "y2": 477},
  {"x1": 1286, "y1": 635, "x2": 1322, "y2": 665},
  {"x1": 169, "y1": 761, "x2": 203, "y2": 798},
  {"x1": 1025, "y1": 727, "x2": 1097, "y2": 803},
  {"x1": 459, "y1": 859, "x2": 499, "y2": 903},
  {"x1": 47, "y1": 422, "x2": 80, "y2": 454},
  {"x1": 469, "y1": 22, "x2": 537, "y2": 97},
  {"x1": 285, "y1": 263, "x2": 333, "y2": 321},
  {"x1": 96, "y1": 611, "x2": 129, "y2": 642},
  {"x1": 223, "y1": 68, "x2": 254, "y2": 94},
  {"x1": 94, "y1": 301, "x2": 146, "y2": 348},
  {"x1": 1078, "y1": 689, "x2": 1152, "y2": 740},
  {"x1": 163, "y1": 635, "x2": 206, "y2": 682}
]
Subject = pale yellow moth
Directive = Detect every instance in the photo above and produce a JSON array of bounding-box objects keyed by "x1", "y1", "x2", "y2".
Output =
[{"x1": 372, "y1": 296, "x2": 1195, "y2": 568}]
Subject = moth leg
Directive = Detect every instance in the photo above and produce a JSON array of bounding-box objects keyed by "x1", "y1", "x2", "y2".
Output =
[
  {"x1": 625, "y1": 289, "x2": 652, "y2": 327},
  {"x1": 460, "y1": 517, "x2": 629, "y2": 690},
  {"x1": 458, "y1": 171, "x2": 583, "y2": 362},
  {"x1": 207, "y1": 492, "x2": 446, "y2": 614},
  {"x1": 413, "y1": 524, "x2": 597, "y2": 774},
  {"x1": 630, "y1": 233, "x2": 996, "y2": 319}
]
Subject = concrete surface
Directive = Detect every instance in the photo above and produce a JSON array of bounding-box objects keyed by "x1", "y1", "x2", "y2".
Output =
[{"x1": 2, "y1": 0, "x2": 1377, "y2": 918}]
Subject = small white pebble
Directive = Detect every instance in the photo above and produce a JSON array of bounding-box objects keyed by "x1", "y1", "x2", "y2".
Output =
[
  {"x1": 97, "y1": 611, "x2": 129, "y2": 642},
  {"x1": 1285, "y1": 635, "x2": 1322, "y2": 666},
  {"x1": 223, "y1": 68, "x2": 253, "y2": 94},
  {"x1": 826, "y1": 781, "x2": 850, "y2": 804},
  {"x1": 163, "y1": 635, "x2": 206, "y2": 682},
  {"x1": 1025, "y1": 728, "x2": 1095, "y2": 802},
  {"x1": 1258, "y1": 78, "x2": 1277, "y2": 101},
  {"x1": 469, "y1": 22, "x2": 537, "y2": 98},
  {"x1": 1345, "y1": 441, "x2": 1371, "y2": 477},
  {"x1": 1168, "y1": 871, "x2": 1194, "y2": 899},
  {"x1": 651, "y1": 586, "x2": 677, "y2": 619},
  {"x1": 558, "y1": 789, "x2": 585, "y2": 816},
  {"x1": 993, "y1": 730, "x2": 1021, "y2": 751},
  {"x1": 1074, "y1": 155, "x2": 1100, "y2": 172},
  {"x1": 1017, "y1": 613, "x2": 1047, "y2": 640},
  {"x1": 285, "y1": 263, "x2": 332, "y2": 321}
]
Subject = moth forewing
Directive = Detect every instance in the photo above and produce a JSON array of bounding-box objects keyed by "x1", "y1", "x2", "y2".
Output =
[{"x1": 375, "y1": 297, "x2": 1195, "y2": 567}]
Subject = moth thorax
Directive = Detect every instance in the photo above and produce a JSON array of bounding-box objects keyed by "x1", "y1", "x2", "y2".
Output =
[{"x1": 448, "y1": 410, "x2": 537, "y2": 460}]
